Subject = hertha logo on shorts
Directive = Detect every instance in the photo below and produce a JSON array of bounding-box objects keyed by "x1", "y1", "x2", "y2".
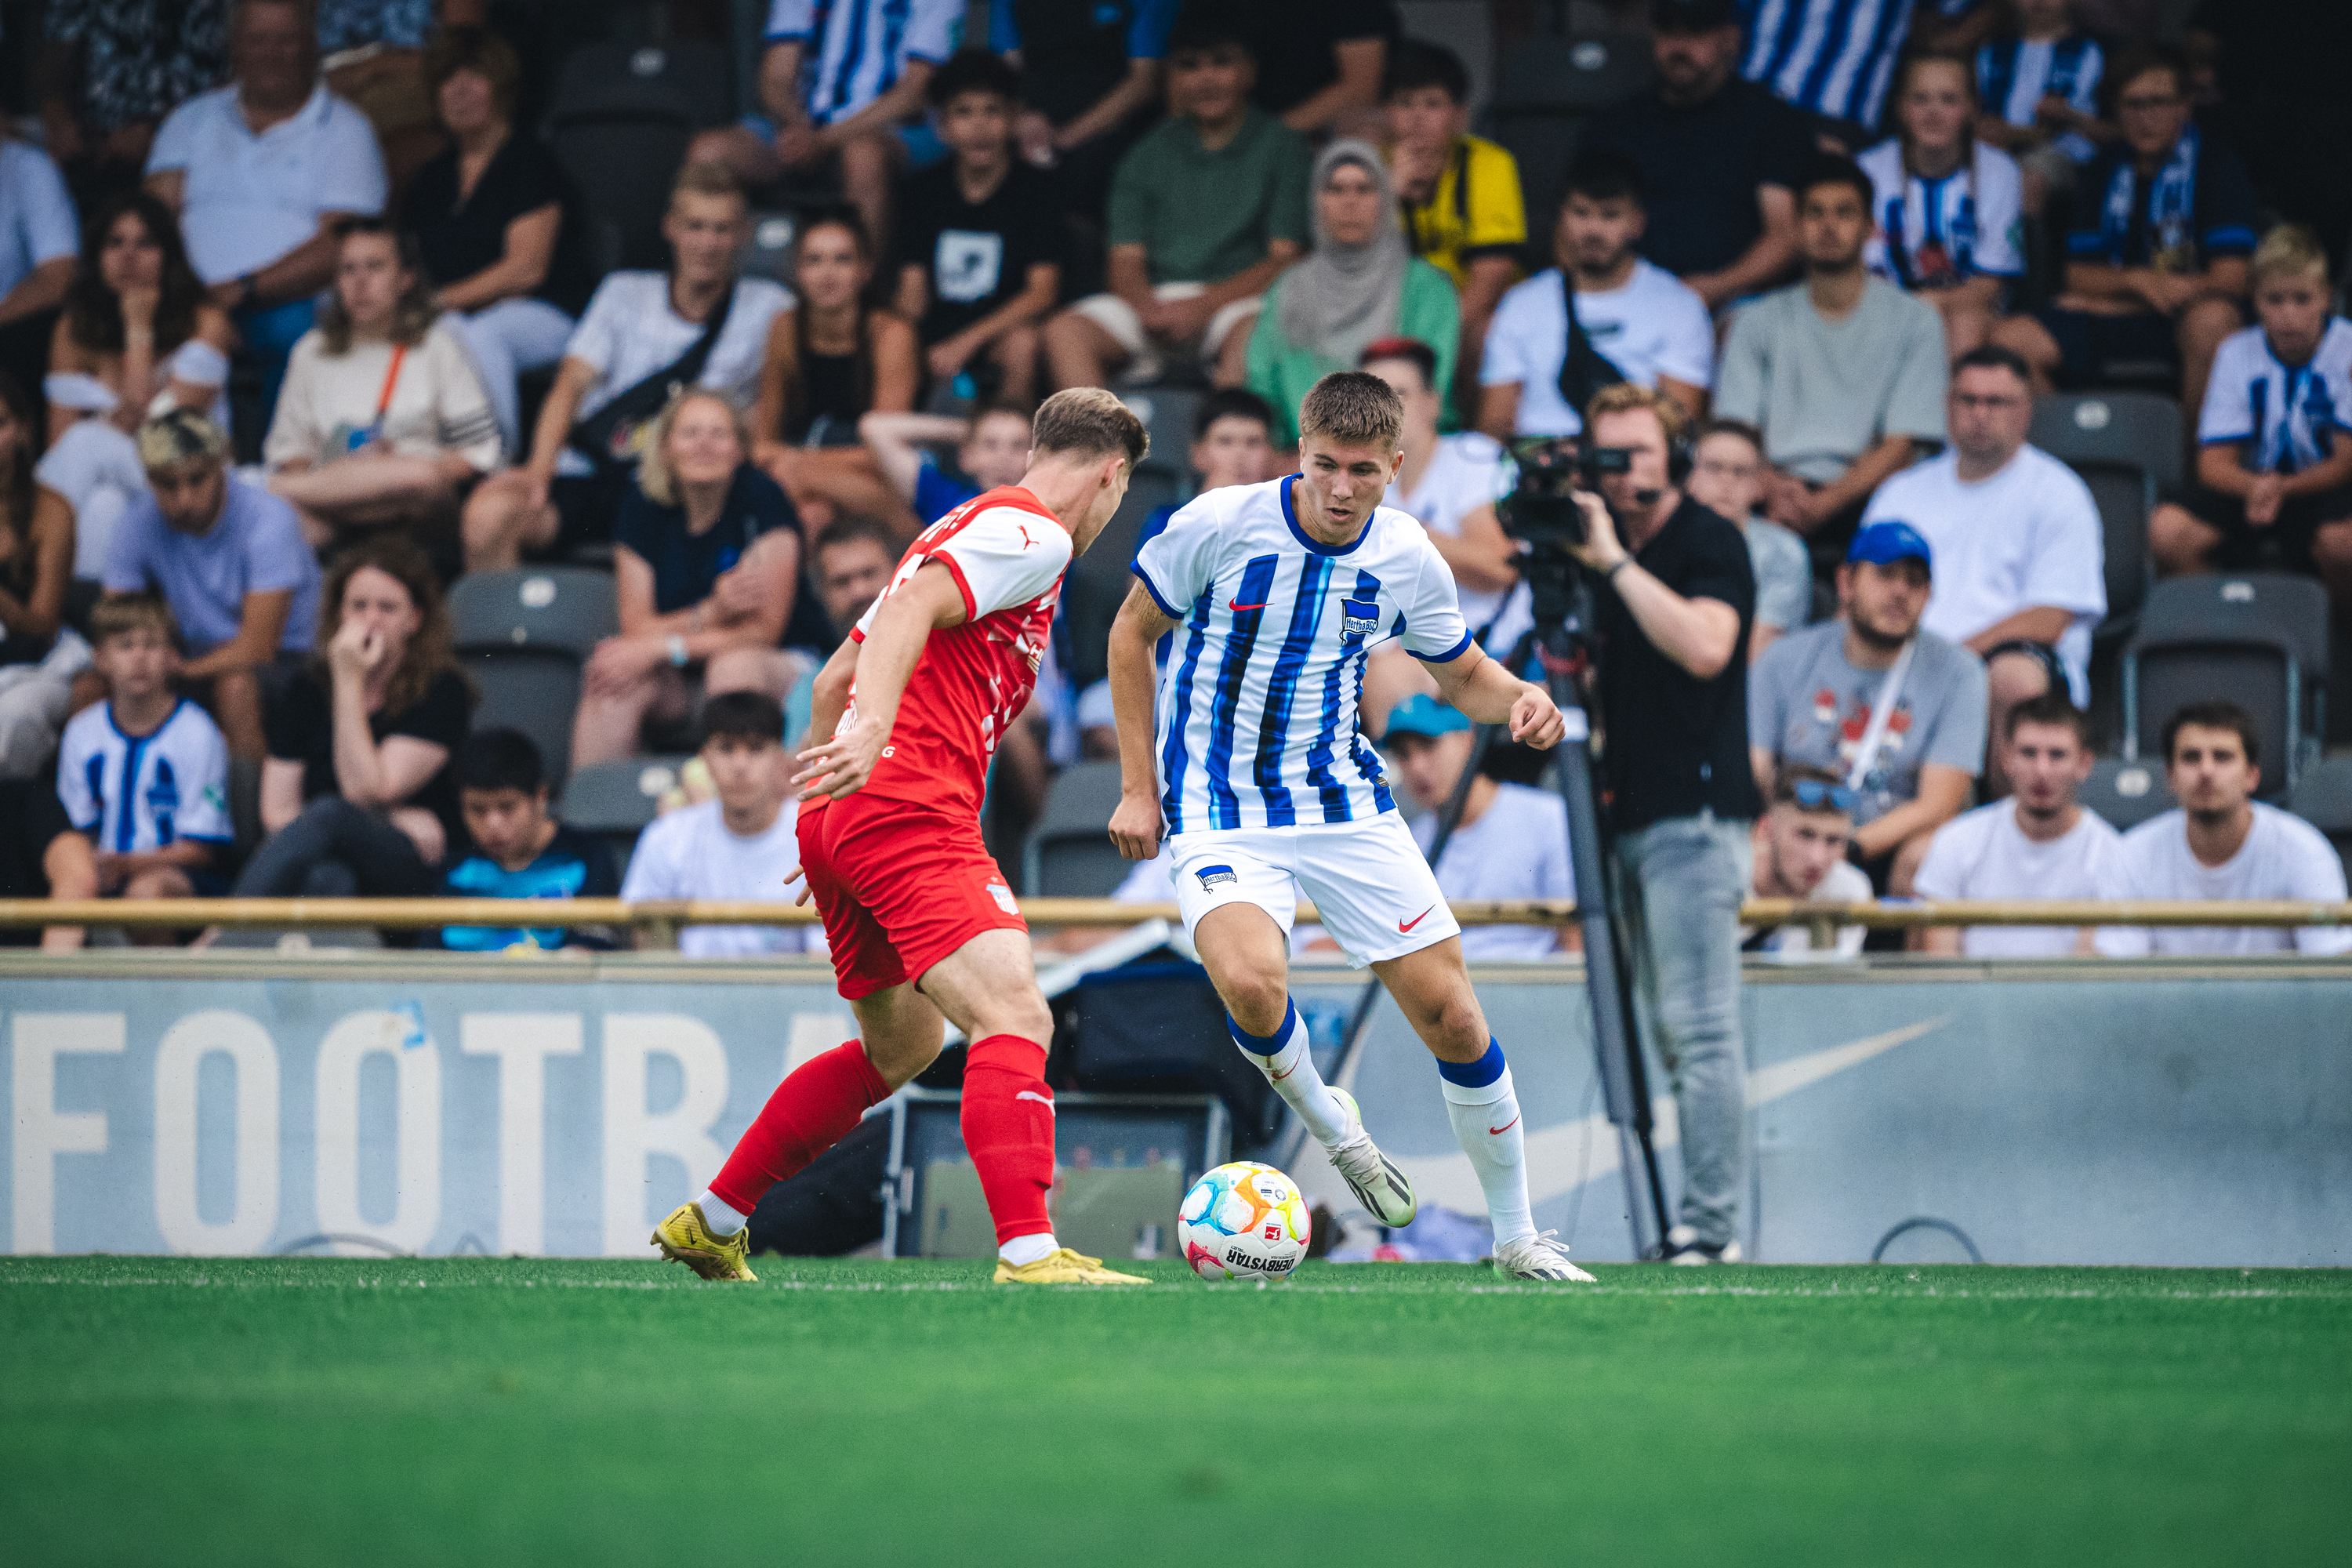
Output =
[
  {"x1": 1196, "y1": 865, "x2": 1238, "y2": 889},
  {"x1": 1340, "y1": 597, "x2": 1381, "y2": 640}
]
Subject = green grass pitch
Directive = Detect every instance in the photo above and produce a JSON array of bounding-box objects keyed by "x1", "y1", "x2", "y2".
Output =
[{"x1": 3, "y1": 1257, "x2": 2347, "y2": 1566}]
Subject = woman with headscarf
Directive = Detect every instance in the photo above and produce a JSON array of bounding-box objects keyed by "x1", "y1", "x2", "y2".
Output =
[{"x1": 1246, "y1": 138, "x2": 1459, "y2": 448}]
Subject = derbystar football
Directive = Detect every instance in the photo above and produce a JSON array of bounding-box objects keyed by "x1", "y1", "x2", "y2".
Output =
[{"x1": 1178, "y1": 1161, "x2": 1311, "y2": 1282}]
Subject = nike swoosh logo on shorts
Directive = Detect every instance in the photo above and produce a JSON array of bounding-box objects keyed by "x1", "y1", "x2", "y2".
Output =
[
  {"x1": 1488, "y1": 1114, "x2": 1521, "y2": 1135},
  {"x1": 1399, "y1": 906, "x2": 1434, "y2": 932},
  {"x1": 1229, "y1": 599, "x2": 1269, "y2": 611}
]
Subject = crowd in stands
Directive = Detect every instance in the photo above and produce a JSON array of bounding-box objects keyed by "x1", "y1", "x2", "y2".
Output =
[{"x1": 1, "y1": 0, "x2": 2349, "y2": 961}]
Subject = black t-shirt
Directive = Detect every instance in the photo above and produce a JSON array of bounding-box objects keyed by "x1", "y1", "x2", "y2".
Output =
[
  {"x1": 1593, "y1": 496, "x2": 1762, "y2": 833},
  {"x1": 1245, "y1": 0, "x2": 1397, "y2": 120},
  {"x1": 1005, "y1": 0, "x2": 1141, "y2": 125},
  {"x1": 1583, "y1": 78, "x2": 1813, "y2": 279},
  {"x1": 612, "y1": 463, "x2": 831, "y2": 649},
  {"x1": 401, "y1": 132, "x2": 597, "y2": 316},
  {"x1": 267, "y1": 667, "x2": 474, "y2": 848},
  {"x1": 892, "y1": 160, "x2": 1067, "y2": 345}
]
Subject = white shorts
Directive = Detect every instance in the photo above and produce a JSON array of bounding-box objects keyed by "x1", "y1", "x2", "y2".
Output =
[
  {"x1": 1069, "y1": 283, "x2": 1263, "y2": 379},
  {"x1": 1167, "y1": 815, "x2": 1460, "y2": 970}
]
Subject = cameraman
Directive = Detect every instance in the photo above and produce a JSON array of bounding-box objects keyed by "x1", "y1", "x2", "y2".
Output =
[{"x1": 1563, "y1": 382, "x2": 1762, "y2": 1265}]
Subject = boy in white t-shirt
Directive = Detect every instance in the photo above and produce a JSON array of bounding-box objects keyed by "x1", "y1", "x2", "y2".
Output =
[
  {"x1": 56, "y1": 593, "x2": 234, "y2": 931},
  {"x1": 2091, "y1": 700, "x2": 2352, "y2": 958},
  {"x1": 620, "y1": 691, "x2": 820, "y2": 957},
  {"x1": 1742, "y1": 765, "x2": 1874, "y2": 957},
  {"x1": 1915, "y1": 691, "x2": 2118, "y2": 957}
]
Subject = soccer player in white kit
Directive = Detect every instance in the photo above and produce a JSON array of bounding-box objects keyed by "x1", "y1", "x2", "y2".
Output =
[{"x1": 1105, "y1": 372, "x2": 1594, "y2": 1282}]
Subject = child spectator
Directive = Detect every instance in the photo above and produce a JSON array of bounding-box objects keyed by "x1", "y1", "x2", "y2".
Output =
[
  {"x1": 1915, "y1": 691, "x2": 2118, "y2": 957},
  {"x1": 1686, "y1": 419, "x2": 1812, "y2": 660},
  {"x1": 1858, "y1": 53, "x2": 2027, "y2": 361},
  {"x1": 1993, "y1": 44, "x2": 2254, "y2": 422},
  {"x1": 1044, "y1": 8, "x2": 1312, "y2": 391},
  {"x1": 810, "y1": 513, "x2": 902, "y2": 641},
  {"x1": 1385, "y1": 694, "x2": 1576, "y2": 961},
  {"x1": 573, "y1": 390, "x2": 816, "y2": 769},
  {"x1": 237, "y1": 538, "x2": 471, "y2": 898},
  {"x1": 402, "y1": 26, "x2": 596, "y2": 457},
  {"x1": 992, "y1": 0, "x2": 1177, "y2": 223},
  {"x1": 1382, "y1": 40, "x2": 1523, "y2": 412},
  {"x1": 751, "y1": 209, "x2": 919, "y2": 535},
  {"x1": 1717, "y1": 157, "x2": 1950, "y2": 550},
  {"x1": 695, "y1": 0, "x2": 960, "y2": 258},
  {"x1": 2091, "y1": 701, "x2": 2352, "y2": 957},
  {"x1": 1247, "y1": 140, "x2": 1457, "y2": 449},
  {"x1": 437, "y1": 728, "x2": 619, "y2": 953},
  {"x1": 102, "y1": 409, "x2": 321, "y2": 759},
  {"x1": 263, "y1": 219, "x2": 503, "y2": 550},
  {"x1": 891, "y1": 53, "x2": 1065, "y2": 408},
  {"x1": 1973, "y1": 0, "x2": 2112, "y2": 209},
  {"x1": 1742, "y1": 766, "x2": 1873, "y2": 957},
  {"x1": 56, "y1": 593, "x2": 232, "y2": 925},
  {"x1": 0, "y1": 373, "x2": 81, "y2": 778},
  {"x1": 460, "y1": 163, "x2": 791, "y2": 572},
  {"x1": 38, "y1": 192, "x2": 232, "y2": 576},
  {"x1": 2150, "y1": 226, "x2": 2352, "y2": 593},
  {"x1": 1749, "y1": 521, "x2": 1987, "y2": 895},
  {"x1": 1477, "y1": 151, "x2": 1713, "y2": 441},
  {"x1": 862, "y1": 401, "x2": 1034, "y2": 527},
  {"x1": 620, "y1": 691, "x2": 821, "y2": 956}
]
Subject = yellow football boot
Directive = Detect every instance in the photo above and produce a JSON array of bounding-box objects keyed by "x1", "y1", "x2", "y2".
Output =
[
  {"x1": 992, "y1": 1248, "x2": 1149, "y2": 1286},
  {"x1": 651, "y1": 1202, "x2": 758, "y2": 1282}
]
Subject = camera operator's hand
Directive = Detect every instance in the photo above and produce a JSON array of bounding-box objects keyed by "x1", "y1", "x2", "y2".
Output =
[
  {"x1": 1508, "y1": 682, "x2": 1569, "y2": 750},
  {"x1": 1563, "y1": 489, "x2": 1629, "y2": 575}
]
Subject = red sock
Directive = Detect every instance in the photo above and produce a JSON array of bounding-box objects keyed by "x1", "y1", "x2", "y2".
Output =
[
  {"x1": 708, "y1": 1042, "x2": 888, "y2": 1215},
  {"x1": 960, "y1": 1033, "x2": 1056, "y2": 1245}
]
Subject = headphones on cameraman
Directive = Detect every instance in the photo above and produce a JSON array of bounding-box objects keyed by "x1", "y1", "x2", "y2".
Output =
[{"x1": 1657, "y1": 401, "x2": 1694, "y2": 488}]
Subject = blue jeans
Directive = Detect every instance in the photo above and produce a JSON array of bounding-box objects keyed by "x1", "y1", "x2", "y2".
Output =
[{"x1": 1613, "y1": 810, "x2": 1752, "y2": 1248}]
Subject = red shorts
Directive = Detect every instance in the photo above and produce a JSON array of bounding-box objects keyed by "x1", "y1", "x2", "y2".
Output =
[{"x1": 797, "y1": 792, "x2": 1029, "y2": 1000}]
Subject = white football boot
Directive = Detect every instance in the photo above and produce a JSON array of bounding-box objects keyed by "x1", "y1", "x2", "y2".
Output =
[
  {"x1": 1324, "y1": 1087, "x2": 1417, "y2": 1228},
  {"x1": 1494, "y1": 1230, "x2": 1597, "y2": 1283}
]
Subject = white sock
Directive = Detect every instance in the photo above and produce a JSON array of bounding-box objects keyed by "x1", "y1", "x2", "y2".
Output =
[
  {"x1": 1440, "y1": 1054, "x2": 1535, "y2": 1247},
  {"x1": 695, "y1": 1190, "x2": 749, "y2": 1236},
  {"x1": 999, "y1": 1232, "x2": 1058, "y2": 1266},
  {"x1": 1229, "y1": 1001, "x2": 1352, "y2": 1145}
]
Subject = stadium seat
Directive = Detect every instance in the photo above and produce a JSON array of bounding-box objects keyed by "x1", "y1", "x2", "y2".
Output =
[
  {"x1": 451, "y1": 568, "x2": 619, "y2": 789},
  {"x1": 742, "y1": 209, "x2": 797, "y2": 287},
  {"x1": 543, "y1": 38, "x2": 736, "y2": 270},
  {"x1": 1021, "y1": 760, "x2": 1131, "y2": 897},
  {"x1": 2078, "y1": 755, "x2": 2176, "y2": 832},
  {"x1": 1059, "y1": 472, "x2": 1179, "y2": 691},
  {"x1": 1120, "y1": 389, "x2": 1202, "y2": 495},
  {"x1": 2027, "y1": 392, "x2": 2181, "y2": 641},
  {"x1": 2122, "y1": 572, "x2": 2328, "y2": 799},
  {"x1": 2286, "y1": 753, "x2": 2352, "y2": 883},
  {"x1": 557, "y1": 755, "x2": 691, "y2": 881},
  {"x1": 1479, "y1": 32, "x2": 1653, "y2": 228}
]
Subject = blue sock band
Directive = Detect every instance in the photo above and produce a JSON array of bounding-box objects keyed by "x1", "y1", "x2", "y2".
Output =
[
  {"x1": 1437, "y1": 1039, "x2": 1507, "y2": 1089},
  {"x1": 1227, "y1": 1000, "x2": 1298, "y2": 1054}
]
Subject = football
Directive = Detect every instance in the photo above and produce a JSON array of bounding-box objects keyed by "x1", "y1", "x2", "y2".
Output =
[{"x1": 1178, "y1": 1161, "x2": 1312, "y2": 1282}]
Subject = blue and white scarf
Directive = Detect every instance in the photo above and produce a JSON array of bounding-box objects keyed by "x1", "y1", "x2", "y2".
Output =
[{"x1": 2098, "y1": 123, "x2": 2199, "y2": 268}]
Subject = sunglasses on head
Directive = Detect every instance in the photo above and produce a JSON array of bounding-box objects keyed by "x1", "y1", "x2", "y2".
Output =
[{"x1": 1789, "y1": 779, "x2": 1857, "y2": 812}]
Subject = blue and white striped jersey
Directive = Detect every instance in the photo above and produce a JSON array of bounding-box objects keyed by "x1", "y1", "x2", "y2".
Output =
[
  {"x1": 2198, "y1": 318, "x2": 2352, "y2": 476},
  {"x1": 1740, "y1": 0, "x2": 1915, "y2": 131},
  {"x1": 57, "y1": 699, "x2": 233, "y2": 854},
  {"x1": 764, "y1": 0, "x2": 960, "y2": 127},
  {"x1": 1133, "y1": 477, "x2": 1474, "y2": 834}
]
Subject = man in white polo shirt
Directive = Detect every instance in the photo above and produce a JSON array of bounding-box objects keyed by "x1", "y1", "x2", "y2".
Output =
[
  {"x1": 1860, "y1": 343, "x2": 2103, "y2": 789},
  {"x1": 1477, "y1": 148, "x2": 1713, "y2": 441},
  {"x1": 143, "y1": 0, "x2": 387, "y2": 430},
  {"x1": 2091, "y1": 700, "x2": 2352, "y2": 958}
]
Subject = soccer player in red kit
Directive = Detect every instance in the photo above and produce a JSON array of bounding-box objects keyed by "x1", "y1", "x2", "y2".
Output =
[{"x1": 652, "y1": 388, "x2": 1150, "y2": 1285}]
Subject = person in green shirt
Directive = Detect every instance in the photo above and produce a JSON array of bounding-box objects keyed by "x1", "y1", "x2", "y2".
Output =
[
  {"x1": 1246, "y1": 137, "x2": 1460, "y2": 448},
  {"x1": 1044, "y1": 7, "x2": 1311, "y2": 391}
]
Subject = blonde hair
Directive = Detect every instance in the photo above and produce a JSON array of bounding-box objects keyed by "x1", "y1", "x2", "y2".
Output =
[
  {"x1": 91, "y1": 591, "x2": 181, "y2": 648},
  {"x1": 2252, "y1": 224, "x2": 2330, "y2": 289},
  {"x1": 670, "y1": 159, "x2": 746, "y2": 210},
  {"x1": 136, "y1": 407, "x2": 228, "y2": 471},
  {"x1": 1584, "y1": 381, "x2": 1692, "y2": 449},
  {"x1": 636, "y1": 388, "x2": 751, "y2": 506}
]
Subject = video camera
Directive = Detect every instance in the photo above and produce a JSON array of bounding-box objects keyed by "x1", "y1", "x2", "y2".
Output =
[{"x1": 1496, "y1": 438, "x2": 1631, "y2": 550}]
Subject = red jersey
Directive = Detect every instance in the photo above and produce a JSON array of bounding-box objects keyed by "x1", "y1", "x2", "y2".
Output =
[{"x1": 837, "y1": 486, "x2": 1073, "y2": 818}]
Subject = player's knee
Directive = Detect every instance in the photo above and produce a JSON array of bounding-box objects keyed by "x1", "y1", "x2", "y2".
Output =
[{"x1": 1216, "y1": 964, "x2": 1290, "y2": 1032}]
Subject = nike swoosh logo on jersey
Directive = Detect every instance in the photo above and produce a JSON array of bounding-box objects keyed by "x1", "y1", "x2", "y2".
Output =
[
  {"x1": 1488, "y1": 1114, "x2": 1521, "y2": 1136},
  {"x1": 1399, "y1": 906, "x2": 1434, "y2": 932},
  {"x1": 1229, "y1": 598, "x2": 1269, "y2": 611}
]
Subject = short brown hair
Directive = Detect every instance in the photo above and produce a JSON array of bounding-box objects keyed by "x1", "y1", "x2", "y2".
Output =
[
  {"x1": 2162, "y1": 700, "x2": 2259, "y2": 769},
  {"x1": 815, "y1": 512, "x2": 901, "y2": 562},
  {"x1": 1773, "y1": 764, "x2": 1852, "y2": 814},
  {"x1": 1696, "y1": 417, "x2": 1763, "y2": 455},
  {"x1": 1030, "y1": 387, "x2": 1148, "y2": 466},
  {"x1": 2005, "y1": 691, "x2": 2092, "y2": 748},
  {"x1": 1298, "y1": 371, "x2": 1403, "y2": 451},
  {"x1": 1585, "y1": 381, "x2": 1692, "y2": 449},
  {"x1": 91, "y1": 592, "x2": 180, "y2": 649},
  {"x1": 424, "y1": 25, "x2": 523, "y2": 122}
]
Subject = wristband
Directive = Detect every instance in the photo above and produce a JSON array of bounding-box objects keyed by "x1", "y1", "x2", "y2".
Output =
[
  {"x1": 666, "y1": 633, "x2": 690, "y2": 668},
  {"x1": 1603, "y1": 558, "x2": 1633, "y2": 584}
]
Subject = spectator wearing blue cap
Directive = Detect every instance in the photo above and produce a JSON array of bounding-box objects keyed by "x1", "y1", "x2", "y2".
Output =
[
  {"x1": 1748, "y1": 518, "x2": 1988, "y2": 895},
  {"x1": 1383, "y1": 695, "x2": 1577, "y2": 962}
]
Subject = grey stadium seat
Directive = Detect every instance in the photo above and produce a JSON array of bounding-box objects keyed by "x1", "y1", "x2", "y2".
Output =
[
  {"x1": 451, "y1": 568, "x2": 619, "y2": 790},
  {"x1": 2027, "y1": 392, "x2": 2180, "y2": 641},
  {"x1": 1022, "y1": 760, "x2": 1131, "y2": 897},
  {"x1": 2286, "y1": 753, "x2": 2352, "y2": 884},
  {"x1": 543, "y1": 39, "x2": 736, "y2": 270},
  {"x1": 558, "y1": 756, "x2": 692, "y2": 881},
  {"x1": 2122, "y1": 573, "x2": 2328, "y2": 800},
  {"x1": 2078, "y1": 756, "x2": 2176, "y2": 833},
  {"x1": 1480, "y1": 32, "x2": 1653, "y2": 228}
]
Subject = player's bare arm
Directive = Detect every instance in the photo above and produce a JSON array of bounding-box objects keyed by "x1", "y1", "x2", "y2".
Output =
[
  {"x1": 793, "y1": 561, "x2": 967, "y2": 801},
  {"x1": 1107, "y1": 581, "x2": 1183, "y2": 859},
  {"x1": 1428, "y1": 643, "x2": 1569, "y2": 750}
]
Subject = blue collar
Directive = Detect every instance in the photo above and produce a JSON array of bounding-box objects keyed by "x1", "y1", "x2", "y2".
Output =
[{"x1": 1282, "y1": 474, "x2": 1373, "y2": 557}]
